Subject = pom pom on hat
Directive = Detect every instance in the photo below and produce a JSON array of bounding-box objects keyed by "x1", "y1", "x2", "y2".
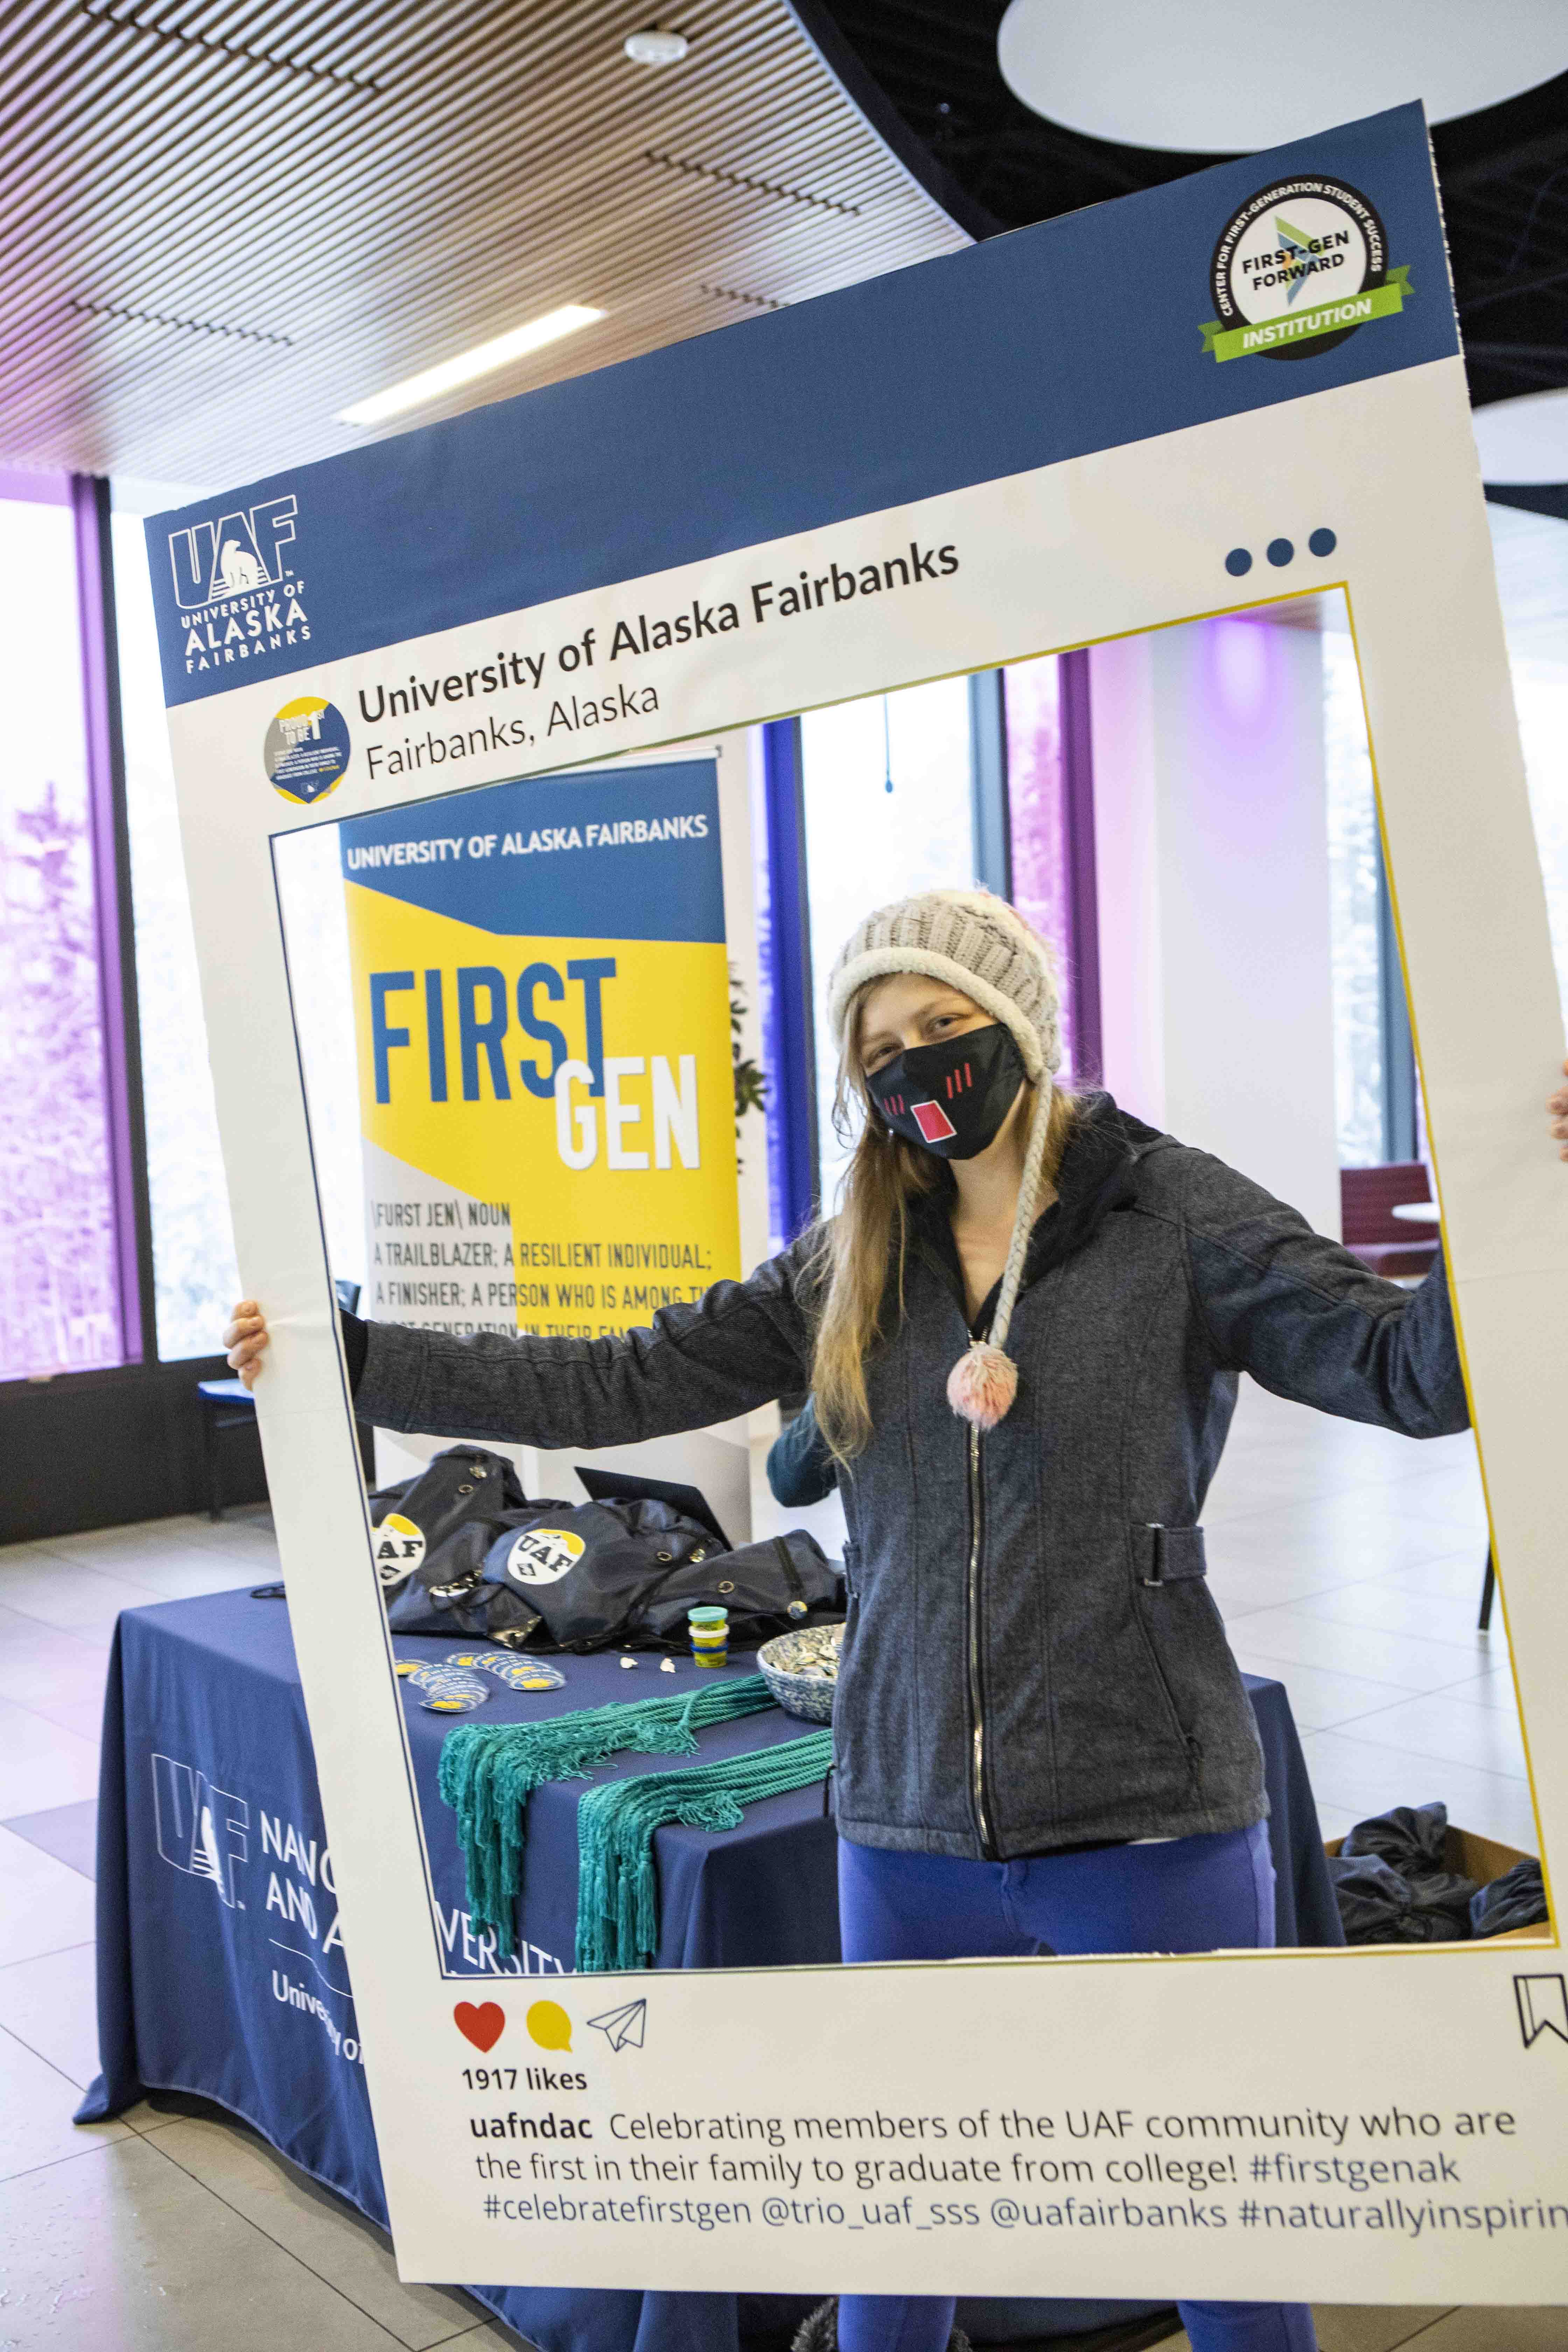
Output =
[{"x1": 947, "y1": 1341, "x2": 1019, "y2": 1431}]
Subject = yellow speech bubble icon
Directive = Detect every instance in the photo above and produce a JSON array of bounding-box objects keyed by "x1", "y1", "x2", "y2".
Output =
[{"x1": 526, "y1": 1999, "x2": 572, "y2": 2053}]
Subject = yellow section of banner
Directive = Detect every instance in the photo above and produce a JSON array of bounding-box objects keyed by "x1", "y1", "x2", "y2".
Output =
[{"x1": 344, "y1": 881, "x2": 740, "y2": 1341}]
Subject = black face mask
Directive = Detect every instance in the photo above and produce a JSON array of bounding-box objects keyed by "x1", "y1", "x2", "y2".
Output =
[{"x1": 864, "y1": 1021, "x2": 1027, "y2": 1161}]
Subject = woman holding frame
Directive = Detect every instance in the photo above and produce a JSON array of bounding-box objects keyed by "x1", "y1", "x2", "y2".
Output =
[{"x1": 230, "y1": 887, "x2": 1566, "y2": 2352}]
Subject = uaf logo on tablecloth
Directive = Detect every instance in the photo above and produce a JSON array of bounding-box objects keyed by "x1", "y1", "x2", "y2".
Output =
[{"x1": 151, "y1": 1751, "x2": 250, "y2": 1908}]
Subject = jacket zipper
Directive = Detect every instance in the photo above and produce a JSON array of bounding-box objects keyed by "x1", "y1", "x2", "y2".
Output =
[{"x1": 966, "y1": 1422, "x2": 996, "y2": 1857}]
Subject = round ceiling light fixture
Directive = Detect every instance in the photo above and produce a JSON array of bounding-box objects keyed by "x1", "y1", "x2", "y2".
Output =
[
  {"x1": 624, "y1": 28, "x2": 689, "y2": 65},
  {"x1": 996, "y1": 0, "x2": 1568, "y2": 153},
  {"x1": 1471, "y1": 389, "x2": 1568, "y2": 486}
]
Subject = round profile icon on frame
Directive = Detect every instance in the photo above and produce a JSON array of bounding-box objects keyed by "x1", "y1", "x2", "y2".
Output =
[
  {"x1": 1208, "y1": 177, "x2": 1392, "y2": 365},
  {"x1": 265, "y1": 695, "x2": 352, "y2": 803}
]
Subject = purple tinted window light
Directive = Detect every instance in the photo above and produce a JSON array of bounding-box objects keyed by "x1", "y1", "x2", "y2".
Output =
[
  {"x1": 747, "y1": 732, "x2": 785, "y2": 1256},
  {"x1": 0, "y1": 479, "x2": 124, "y2": 1377},
  {"x1": 758, "y1": 719, "x2": 818, "y2": 1247},
  {"x1": 1060, "y1": 649, "x2": 1102, "y2": 1085},
  {"x1": 1003, "y1": 653, "x2": 1075, "y2": 1074},
  {"x1": 1002, "y1": 653, "x2": 1068, "y2": 1009},
  {"x1": 114, "y1": 508, "x2": 244, "y2": 1360},
  {"x1": 75, "y1": 476, "x2": 145, "y2": 1363},
  {"x1": 1002, "y1": 651, "x2": 1101, "y2": 1086}
]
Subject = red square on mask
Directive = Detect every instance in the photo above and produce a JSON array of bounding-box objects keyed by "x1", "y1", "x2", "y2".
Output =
[{"x1": 912, "y1": 1100, "x2": 958, "y2": 1144}]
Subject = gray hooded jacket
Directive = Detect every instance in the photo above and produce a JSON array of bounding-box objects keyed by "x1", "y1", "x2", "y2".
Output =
[{"x1": 355, "y1": 1094, "x2": 1467, "y2": 1860}]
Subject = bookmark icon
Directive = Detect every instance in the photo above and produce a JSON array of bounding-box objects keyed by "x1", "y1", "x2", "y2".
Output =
[{"x1": 1515, "y1": 1975, "x2": 1568, "y2": 2050}]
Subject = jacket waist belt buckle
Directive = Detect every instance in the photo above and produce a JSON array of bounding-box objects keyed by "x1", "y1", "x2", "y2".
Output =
[{"x1": 1142, "y1": 1523, "x2": 1206, "y2": 1587}]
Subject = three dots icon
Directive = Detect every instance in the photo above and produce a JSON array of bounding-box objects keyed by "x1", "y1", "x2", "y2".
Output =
[{"x1": 1226, "y1": 528, "x2": 1337, "y2": 579}]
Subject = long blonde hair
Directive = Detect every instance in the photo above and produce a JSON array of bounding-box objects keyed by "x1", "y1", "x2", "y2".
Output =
[{"x1": 806, "y1": 985, "x2": 1077, "y2": 1459}]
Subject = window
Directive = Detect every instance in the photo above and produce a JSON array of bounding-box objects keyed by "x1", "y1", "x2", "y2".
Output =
[
  {"x1": 1, "y1": 473, "x2": 362, "y2": 1383},
  {"x1": 1322, "y1": 625, "x2": 1384, "y2": 1168},
  {"x1": 0, "y1": 479, "x2": 123, "y2": 1379},
  {"x1": 775, "y1": 658, "x2": 1097, "y2": 1221},
  {"x1": 800, "y1": 677, "x2": 974, "y2": 1206},
  {"x1": 113, "y1": 507, "x2": 243, "y2": 1361},
  {"x1": 1002, "y1": 651, "x2": 1098, "y2": 1085}
]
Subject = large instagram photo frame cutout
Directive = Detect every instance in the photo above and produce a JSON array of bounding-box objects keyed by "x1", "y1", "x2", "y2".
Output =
[{"x1": 152, "y1": 104, "x2": 1568, "y2": 2304}]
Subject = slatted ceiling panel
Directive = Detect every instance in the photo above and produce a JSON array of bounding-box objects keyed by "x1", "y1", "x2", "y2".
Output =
[
  {"x1": 94, "y1": 26, "x2": 874, "y2": 314},
  {"x1": 0, "y1": 0, "x2": 964, "y2": 483}
]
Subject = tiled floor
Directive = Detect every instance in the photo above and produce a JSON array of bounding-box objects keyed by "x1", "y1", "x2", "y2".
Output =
[
  {"x1": 0, "y1": 1393, "x2": 1556, "y2": 2348},
  {"x1": 0, "y1": 1505, "x2": 508, "y2": 2352}
]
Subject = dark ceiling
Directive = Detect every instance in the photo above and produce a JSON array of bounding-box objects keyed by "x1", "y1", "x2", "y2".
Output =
[{"x1": 804, "y1": 0, "x2": 1568, "y2": 413}]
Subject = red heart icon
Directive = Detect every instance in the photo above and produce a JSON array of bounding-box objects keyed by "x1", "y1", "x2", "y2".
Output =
[{"x1": 454, "y1": 2001, "x2": 506, "y2": 2053}]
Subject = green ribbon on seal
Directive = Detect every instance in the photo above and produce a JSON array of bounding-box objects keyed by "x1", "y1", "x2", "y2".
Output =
[{"x1": 1201, "y1": 266, "x2": 1412, "y2": 363}]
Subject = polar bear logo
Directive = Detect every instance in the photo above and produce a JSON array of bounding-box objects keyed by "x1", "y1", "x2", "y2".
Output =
[{"x1": 217, "y1": 536, "x2": 265, "y2": 594}]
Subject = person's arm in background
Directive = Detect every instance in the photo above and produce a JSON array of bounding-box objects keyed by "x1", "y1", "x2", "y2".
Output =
[{"x1": 766, "y1": 1396, "x2": 837, "y2": 1508}]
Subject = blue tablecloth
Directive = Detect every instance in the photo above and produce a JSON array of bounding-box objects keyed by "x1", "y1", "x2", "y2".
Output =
[{"x1": 79, "y1": 1588, "x2": 1340, "y2": 2352}]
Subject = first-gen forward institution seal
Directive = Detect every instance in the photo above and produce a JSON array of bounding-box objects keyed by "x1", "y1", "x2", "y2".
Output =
[{"x1": 1203, "y1": 175, "x2": 1410, "y2": 364}]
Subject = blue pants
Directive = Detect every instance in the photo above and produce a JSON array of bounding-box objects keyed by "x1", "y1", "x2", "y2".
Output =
[{"x1": 836, "y1": 1826, "x2": 1316, "y2": 2352}]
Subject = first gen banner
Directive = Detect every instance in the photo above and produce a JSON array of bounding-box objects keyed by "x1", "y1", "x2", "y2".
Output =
[{"x1": 339, "y1": 760, "x2": 739, "y2": 1342}]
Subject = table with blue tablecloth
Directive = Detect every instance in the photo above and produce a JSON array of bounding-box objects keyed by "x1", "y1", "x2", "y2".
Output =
[{"x1": 79, "y1": 1587, "x2": 1341, "y2": 2352}]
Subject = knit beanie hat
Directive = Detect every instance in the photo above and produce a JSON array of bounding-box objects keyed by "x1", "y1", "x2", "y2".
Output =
[{"x1": 827, "y1": 888, "x2": 1062, "y2": 1432}]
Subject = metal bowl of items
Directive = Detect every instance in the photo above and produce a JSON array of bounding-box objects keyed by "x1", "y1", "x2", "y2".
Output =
[{"x1": 757, "y1": 1620, "x2": 845, "y2": 1724}]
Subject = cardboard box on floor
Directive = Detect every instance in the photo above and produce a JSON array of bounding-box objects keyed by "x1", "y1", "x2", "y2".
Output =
[{"x1": 1325, "y1": 1829, "x2": 1552, "y2": 1945}]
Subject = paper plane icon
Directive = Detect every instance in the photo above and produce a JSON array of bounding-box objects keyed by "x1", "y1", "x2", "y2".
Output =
[{"x1": 587, "y1": 1998, "x2": 646, "y2": 2052}]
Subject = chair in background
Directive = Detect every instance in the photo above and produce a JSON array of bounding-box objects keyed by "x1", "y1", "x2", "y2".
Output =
[
  {"x1": 1339, "y1": 1160, "x2": 1439, "y2": 1280},
  {"x1": 196, "y1": 1281, "x2": 372, "y2": 1519}
]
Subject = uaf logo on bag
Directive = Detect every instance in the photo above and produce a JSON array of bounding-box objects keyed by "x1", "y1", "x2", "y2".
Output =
[
  {"x1": 374, "y1": 1512, "x2": 426, "y2": 1590},
  {"x1": 505, "y1": 1527, "x2": 587, "y2": 1586}
]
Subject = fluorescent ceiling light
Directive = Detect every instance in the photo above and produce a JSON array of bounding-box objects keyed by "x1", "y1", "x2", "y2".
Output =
[
  {"x1": 340, "y1": 304, "x2": 606, "y2": 427},
  {"x1": 625, "y1": 29, "x2": 689, "y2": 63}
]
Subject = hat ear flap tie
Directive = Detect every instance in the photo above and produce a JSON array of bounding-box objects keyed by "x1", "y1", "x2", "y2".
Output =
[
  {"x1": 945, "y1": 1077, "x2": 1054, "y2": 1432},
  {"x1": 947, "y1": 1340, "x2": 1018, "y2": 1430}
]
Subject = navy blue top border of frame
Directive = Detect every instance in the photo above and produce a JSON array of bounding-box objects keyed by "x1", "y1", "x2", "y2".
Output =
[{"x1": 149, "y1": 103, "x2": 1456, "y2": 709}]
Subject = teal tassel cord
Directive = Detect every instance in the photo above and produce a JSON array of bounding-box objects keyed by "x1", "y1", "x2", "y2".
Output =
[
  {"x1": 576, "y1": 1731, "x2": 834, "y2": 1972},
  {"x1": 438, "y1": 1675, "x2": 777, "y2": 1956}
]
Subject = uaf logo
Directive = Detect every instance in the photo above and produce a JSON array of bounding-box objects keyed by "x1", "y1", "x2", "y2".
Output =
[
  {"x1": 152, "y1": 1752, "x2": 249, "y2": 1909},
  {"x1": 171, "y1": 491, "x2": 313, "y2": 676},
  {"x1": 505, "y1": 1526, "x2": 587, "y2": 1586},
  {"x1": 168, "y1": 494, "x2": 298, "y2": 609},
  {"x1": 373, "y1": 1511, "x2": 426, "y2": 1590}
]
